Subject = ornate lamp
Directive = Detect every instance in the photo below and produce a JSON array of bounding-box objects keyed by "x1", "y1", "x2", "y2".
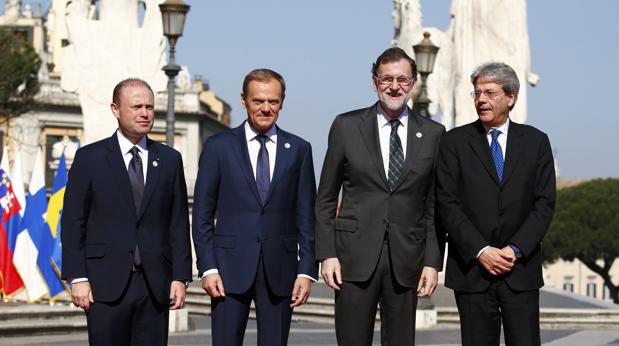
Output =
[
  {"x1": 159, "y1": 0, "x2": 190, "y2": 146},
  {"x1": 412, "y1": 32, "x2": 439, "y2": 118}
]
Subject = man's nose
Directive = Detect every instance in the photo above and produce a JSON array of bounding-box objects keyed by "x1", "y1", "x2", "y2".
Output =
[{"x1": 260, "y1": 102, "x2": 270, "y2": 113}]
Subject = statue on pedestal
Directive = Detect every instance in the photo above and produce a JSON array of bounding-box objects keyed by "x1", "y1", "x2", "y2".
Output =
[{"x1": 60, "y1": 0, "x2": 167, "y2": 144}]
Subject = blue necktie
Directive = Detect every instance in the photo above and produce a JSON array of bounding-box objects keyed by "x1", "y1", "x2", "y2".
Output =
[
  {"x1": 490, "y1": 130, "x2": 504, "y2": 182},
  {"x1": 256, "y1": 135, "x2": 270, "y2": 203}
]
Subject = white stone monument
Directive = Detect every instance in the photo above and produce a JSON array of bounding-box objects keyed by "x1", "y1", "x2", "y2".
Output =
[{"x1": 60, "y1": 0, "x2": 167, "y2": 144}]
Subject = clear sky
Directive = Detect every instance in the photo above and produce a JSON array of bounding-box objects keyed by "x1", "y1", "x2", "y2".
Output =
[{"x1": 3, "y1": 1, "x2": 618, "y2": 179}]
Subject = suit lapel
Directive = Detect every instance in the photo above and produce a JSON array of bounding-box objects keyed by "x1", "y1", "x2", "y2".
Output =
[
  {"x1": 501, "y1": 121, "x2": 523, "y2": 185},
  {"x1": 468, "y1": 120, "x2": 501, "y2": 185},
  {"x1": 391, "y1": 109, "x2": 424, "y2": 191},
  {"x1": 264, "y1": 126, "x2": 290, "y2": 206},
  {"x1": 138, "y1": 138, "x2": 161, "y2": 219},
  {"x1": 358, "y1": 104, "x2": 389, "y2": 189},
  {"x1": 231, "y1": 123, "x2": 262, "y2": 206},
  {"x1": 105, "y1": 133, "x2": 137, "y2": 218}
]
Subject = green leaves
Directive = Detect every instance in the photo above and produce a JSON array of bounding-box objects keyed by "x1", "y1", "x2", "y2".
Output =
[{"x1": 0, "y1": 28, "x2": 41, "y2": 119}]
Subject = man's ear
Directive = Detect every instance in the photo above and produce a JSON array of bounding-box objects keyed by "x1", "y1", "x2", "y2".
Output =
[
  {"x1": 110, "y1": 103, "x2": 121, "y2": 119},
  {"x1": 371, "y1": 76, "x2": 378, "y2": 92},
  {"x1": 240, "y1": 93, "x2": 247, "y2": 109}
]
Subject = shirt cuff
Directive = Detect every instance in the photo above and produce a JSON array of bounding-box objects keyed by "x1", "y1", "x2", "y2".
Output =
[
  {"x1": 201, "y1": 269, "x2": 219, "y2": 279},
  {"x1": 508, "y1": 244, "x2": 522, "y2": 258},
  {"x1": 297, "y1": 274, "x2": 317, "y2": 282},
  {"x1": 70, "y1": 278, "x2": 89, "y2": 284},
  {"x1": 476, "y1": 245, "x2": 490, "y2": 258}
]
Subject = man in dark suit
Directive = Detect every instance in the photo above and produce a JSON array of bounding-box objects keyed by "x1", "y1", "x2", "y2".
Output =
[
  {"x1": 192, "y1": 69, "x2": 318, "y2": 346},
  {"x1": 315, "y1": 47, "x2": 445, "y2": 345},
  {"x1": 436, "y1": 62, "x2": 556, "y2": 346},
  {"x1": 61, "y1": 78, "x2": 192, "y2": 345}
]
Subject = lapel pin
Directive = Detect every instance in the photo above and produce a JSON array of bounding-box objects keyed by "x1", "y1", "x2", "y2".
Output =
[
  {"x1": 284, "y1": 143, "x2": 291, "y2": 149},
  {"x1": 152, "y1": 161, "x2": 158, "y2": 167},
  {"x1": 416, "y1": 132, "x2": 423, "y2": 138}
]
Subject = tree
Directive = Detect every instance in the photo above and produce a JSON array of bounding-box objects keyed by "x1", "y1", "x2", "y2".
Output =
[
  {"x1": 0, "y1": 28, "x2": 41, "y2": 123},
  {"x1": 544, "y1": 178, "x2": 619, "y2": 303}
]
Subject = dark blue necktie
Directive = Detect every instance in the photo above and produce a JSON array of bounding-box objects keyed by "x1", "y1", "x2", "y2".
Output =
[
  {"x1": 490, "y1": 130, "x2": 504, "y2": 182},
  {"x1": 256, "y1": 135, "x2": 270, "y2": 203},
  {"x1": 388, "y1": 119, "x2": 404, "y2": 191}
]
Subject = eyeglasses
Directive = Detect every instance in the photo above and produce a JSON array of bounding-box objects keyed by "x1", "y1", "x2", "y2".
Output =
[
  {"x1": 375, "y1": 75, "x2": 415, "y2": 87},
  {"x1": 471, "y1": 90, "x2": 504, "y2": 99}
]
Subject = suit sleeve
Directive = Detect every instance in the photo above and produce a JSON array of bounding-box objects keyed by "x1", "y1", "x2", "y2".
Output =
[
  {"x1": 315, "y1": 116, "x2": 346, "y2": 260},
  {"x1": 423, "y1": 126, "x2": 446, "y2": 269},
  {"x1": 192, "y1": 138, "x2": 221, "y2": 277},
  {"x1": 169, "y1": 153, "x2": 192, "y2": 282},
  {"x1": 296, "y1": 142, "x2": 318, "y2": 279},
  {"x1": 60, "y1": 149, "x2": 91, "y2": 280},
  {"x1": 508, "y1": 134, "x2": 556, "y2": 257},
  {"x1": 436, "y1": 133, "x2": 489, "y2": 263}
]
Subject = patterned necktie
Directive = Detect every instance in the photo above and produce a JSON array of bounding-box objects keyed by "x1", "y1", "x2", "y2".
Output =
[
  {"x1": 128, "y1": 146, "x2": 144, "y2": 266},
  {"x1": 388, "y1": 119, "x2": 404, "y2": 191},
  {"x1": 490, "y1": 130, "x2": 504, "y2": 182},
  {"x1": 256, "y1": 135, "x2": 270, "y2": 203}
]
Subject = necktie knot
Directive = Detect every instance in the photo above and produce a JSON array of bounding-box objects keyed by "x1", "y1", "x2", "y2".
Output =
[
  {"x1": 389, "y1": 119, "x2": 401, "y2": 132},
  {"x1": 129, "y1": 146, "x2": 141, "y2": 159},
  {"x1": 256, "y1": 135, "x2": 268, "y2": 147},
  {"x1": 491, "y1": 129, "x2": 501, "y2": 141}
]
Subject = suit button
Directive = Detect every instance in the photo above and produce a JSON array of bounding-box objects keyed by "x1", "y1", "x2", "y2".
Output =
[
  {"x1": 256, "y1": 237, "x2": 260, "y2": 243},
  {"x1": 260, "y1": 209, "x2": 264, "y2": 215},
  {"x1": 498, "y1": 209, "x2": 504, "y2": 216}
]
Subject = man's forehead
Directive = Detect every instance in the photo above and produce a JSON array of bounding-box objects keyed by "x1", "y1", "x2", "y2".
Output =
[
  {"x1": 377, "y1": 59, "x2": 412, "y2": 75},
  {"x1": 121, "y1": 85, "x2": 154, "y2": 99}
]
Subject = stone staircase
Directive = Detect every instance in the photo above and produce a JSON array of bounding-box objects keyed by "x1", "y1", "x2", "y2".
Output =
[{"x1": 2, "y1": 284, "x2": 619, "y2": 337}]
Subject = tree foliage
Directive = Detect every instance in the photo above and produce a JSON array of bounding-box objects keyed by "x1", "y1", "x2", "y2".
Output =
[
  {"x1": 544, "y1": 178, "x2": 619, "y2": 303},
  {"x1": 0, "y1": 28, "x2": 41, "y2": 120}
]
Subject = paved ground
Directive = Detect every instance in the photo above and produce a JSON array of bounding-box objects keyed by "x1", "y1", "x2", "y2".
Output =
[{"x1": 2, "y1": 314, "x2": 619, "y2": 346}]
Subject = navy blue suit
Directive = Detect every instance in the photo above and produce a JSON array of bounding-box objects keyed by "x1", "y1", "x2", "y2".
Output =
[
  {"x1": 61, "y1": 133, "x2": 192, "y2": 345},
  {"x1": 192, "y1": 123, "x2": 317, "y2": 345}
]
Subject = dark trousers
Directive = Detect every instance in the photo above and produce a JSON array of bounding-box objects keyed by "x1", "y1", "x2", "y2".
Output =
[
  {"x1": 455, "y1": 280, "x2": 540, "y2": 346},
  {"x1": 211, "y1": 255, "x2": 293, "y2": 346},
  {"x1": 86, "y1": 271, "x2": 169, "y2": 346},
  {"x1": 335, "y1": 242, "x2": 418, "y2": 346}
]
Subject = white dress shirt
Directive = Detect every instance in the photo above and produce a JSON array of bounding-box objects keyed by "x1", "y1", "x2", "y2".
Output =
[
  {"x1": 477, "y1": 118, "x2": 510, "y2": 258},
  {"x1": 70, "y1": 130, "x2": 148, "y2": 284},
  {"x1": 203, "y1": 122, "x2": 315, "y2": 282},
  {"x1": 377, "y1": 103, "x2": 408, "y2": 176}
]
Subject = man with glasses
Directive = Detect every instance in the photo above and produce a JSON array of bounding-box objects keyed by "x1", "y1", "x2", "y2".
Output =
[
  {"x1": 436, "y1": 62, "x2": 556, "y2": 346},
  {"x1": 316, "y1": 47, "x2": 445, "y2": 345}
]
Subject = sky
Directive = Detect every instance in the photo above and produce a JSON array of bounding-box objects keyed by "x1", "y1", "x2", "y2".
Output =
[{"x1": 3, "y1": 0, "x2": 618, "y2": 179}]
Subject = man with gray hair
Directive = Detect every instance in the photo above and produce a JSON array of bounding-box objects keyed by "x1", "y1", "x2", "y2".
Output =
[{"x1": 436, "y1": 62, "x2": 556, "y2": 346}]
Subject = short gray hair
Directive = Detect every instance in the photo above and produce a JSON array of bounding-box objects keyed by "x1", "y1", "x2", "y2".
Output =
[{"x1": 470, "y1": 62, "x2": 520, "y2": 100}]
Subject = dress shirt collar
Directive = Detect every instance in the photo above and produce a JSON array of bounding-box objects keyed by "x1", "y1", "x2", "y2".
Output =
[
  {"x1": 244, "y1": 121, "x2": 277, "y2": 144},
  {"x1": 482, "y1": 117, "x2": 510, "y2": 137},
  {"x1": 117, "y1": 129, "x2": 147, "y2": 154},
  {"x1": 376, "y1": 103, "x2": 409, "y2": 130}
]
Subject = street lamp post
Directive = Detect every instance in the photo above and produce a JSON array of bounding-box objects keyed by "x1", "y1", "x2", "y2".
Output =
[
  {"x1": 159, "y1": 0, "x2": 190, "y2": 147},
  {"x1": 412, "y1": 32, "x2": 439, "y2": 118}
]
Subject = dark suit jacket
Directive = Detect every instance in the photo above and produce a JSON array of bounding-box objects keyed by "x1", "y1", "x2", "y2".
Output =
[
  {"x1": 192, "y1": 123, "x2": 318, "y2": 296},
  {"x1": 436, "y1": 120, "x2": 556, "y2": 292},
  {"x1": 61, "y1": 133, "x2": 192, "y2": 305},
  {"x1": 315, "y1": 104, "x2": 445, "y2": 288}
]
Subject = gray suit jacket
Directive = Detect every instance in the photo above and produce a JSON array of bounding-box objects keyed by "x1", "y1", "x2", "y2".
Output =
[{"x1": 315, "y1": 103, "x2": 445, "y2": 287}]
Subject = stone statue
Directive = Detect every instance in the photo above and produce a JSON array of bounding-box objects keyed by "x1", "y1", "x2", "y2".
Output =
[
  {"x1": 61, "y1": 0, "x2": 167, "y2": 144},
  {"x1": 450, "y1": 0, "x2": 539, "y2": 126},
  {"x1": 392, "y1": 0, "x2": 455, "y2": 129}
]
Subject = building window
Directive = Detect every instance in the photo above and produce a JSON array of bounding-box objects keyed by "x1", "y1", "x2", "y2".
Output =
[
  {"x1": 563, "y1": 282, "x2": 574, "y2": 293},
  {"x1": 586, "y1": 282, "x2": 597, "y2": 298},
  {"x1": 603, "y1": 286, "x2": 611, "y2": 300}
]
